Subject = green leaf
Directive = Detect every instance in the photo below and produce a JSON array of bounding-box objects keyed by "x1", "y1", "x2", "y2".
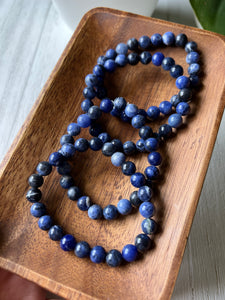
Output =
[{"x1": 190, "y1": 0, "x2": 225, "y2": 35}]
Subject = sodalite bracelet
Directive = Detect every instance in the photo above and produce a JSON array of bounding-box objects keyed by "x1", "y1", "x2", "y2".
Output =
[{"x1": 26, "y1": 32, "x2": 201, "y2": 267}]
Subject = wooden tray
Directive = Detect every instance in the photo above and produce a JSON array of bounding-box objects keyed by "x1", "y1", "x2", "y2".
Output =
[{"x1": 0, "y1": 7, "x2": 225, "y2": 300}]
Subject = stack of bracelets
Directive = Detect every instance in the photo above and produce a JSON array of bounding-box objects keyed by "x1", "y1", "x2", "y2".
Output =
[{"x1": 26, "y1": 32, "x2": 201, "y2": 267}]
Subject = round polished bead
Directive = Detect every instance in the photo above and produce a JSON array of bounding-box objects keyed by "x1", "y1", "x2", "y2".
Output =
[
  {"x1": 97, "y1": 55, "x2": 107, "y2": 66},
  {"x1": 96, "y1": 86, "x2": 107, "y2": 99},
  {"x1": 158, "y1": 124, "x2": 172, "y2": 139},
  {"x1": 81, "y1": 99, "x2": 94, "y2": 112},
  {"x1": 77, "y1": 114, "x2": 91, "y2": 128},
  {"x1": 147, "y1": 106, "x2": 160, "y2": 120},
  {"x1": 176, "y1": 76, "x2": 190, "y2": 89},
  {"x1": 162, "y1": 31, "x2": 175, "y2": 45},
  {"x1": 57, "y1": 161, "x2": 71, "y2": 175},
  {"x1": 170, "y1": 65, "x2": 183, "y2": 78},
  {"x1": 176, "y1": 102, "x2": 190, "y2": 115},
  {"x1": 122, "y1": 244, "x2": 138, "y2": 262},
  {"x1": 67, "y1": 123, "x2": 81, "y2": 136},
  {"x1": 110, "y1": 107, "x2": 120, "y2": 117},
  {"x1": 85, "y1": 74, "x2": 99, "y2": 87},
  {"x1": 111, "y1": 139, "x2": 123, "y2": 152},
  {"x1": 139, "y1": 202, "x2": 155, "y2": 218},
  {"x1": 135, "y1": 233, "x2": 152, "y2": 252},
  {"x1": 115, "y1": 54, "x2": 128, "y2": 66},
  {"x1": 139, "y1": 35, "x2": 151, "y2": 49},
  {"x1": 111, "y1": 152, "x2": 126, "y2": 167},
  {"x1": 106, "y1": 249, "x2": 123, "y2": 267},
  {"x1": 60, "y1": 134, "x2": 74, "y2": 146},
  {"x1": 140, "y1": 51, "x2": 152, "y2": 64},
  {"x1": 38, "y1": 215, "x2": 53, "y2": 231},
  {"x1": 188, "y1": 63, "x2": 200, "y2": 75},
  {"x1": 185, "y1": 41, "x2": 198, "y2": 53},
  {"x1": 136, "y1": 139, "x2": 145, "y2": 152},
  {"x1": 89, "y1": 137, "x2": 103, "y2": 151},
  {"x1": 178, "y1": 88, "x2": 192, "y2": 102},
  {"x1": 127, "y1": 37, "x2": 139, "y2": 50},
  {"x1": 186, "y1": 51, "x2": 199, "y2": 64},
  {"x1": 138, "y1": 109, "x2": 147, "y2": 117},
  {"x1": 30, "y1": 202, "x2": 46, "y2": 217},
  {"x1": 104, "y1": 59, "x2": 116, "y2": 72},
  {"x1": 28, "y1": 174, "x2": 43, "y2": 188},
  {"x1": 130, "y1": 172, "x2": 146, "y2": 188},
  {"x1": 145, "y1": 166, "x2": 159, "y2": 180},
  {"x1": 48, "y1": 225, "x2": 63, "y2": 241},
  {"x1": 105, "y1": 48, "x2": 116, "y2": 59},
  {"x1": 175, "y1": 33, "x2": 188, "y2": 47},
  {"x1": 88, "y1": 204, "x2": 103, "y2": 220},
  {"x1": 117, "y1": 199, "x2": 132, "y2": 215},
  {"x1": 151, "y1": 33, "x2": 162, "y2": 46},
  {"x1": 152, "y1": 52, "x2": 164, "y2": 66},
  {"x1": 93, "y1": 64, "x2": 105, "y2": 77},
  {"x1": 131, "y1": 114, "x2": 146, "y2": 129},
  {"x1": 74, "y1": 138, "x2": 89, "y2": 152},
  {"x1": 60, "y1": 234, "x2": 76, "y2": 251},
  {"x1": 159, "y1": 101, "x2": 172, "y2": 115},
  {"x1": 139, "y1": 125, "x2": 153, "y2": 140},
  {"x1": 120, "y1": 111, "x2": 131, "y2": 122},
  {"x1": 36, "y1": 161, "x2": 52, "y2": 176},
  {"x1": 148, "y1": 151, "x2": 162, "y2": 166},
  {"x1": 90, "y1": 246, "x2": 106, "y2": 263},
  {"x1": 100, "y1": 98, "x2": 113, "y2": 113},
  {"x1": 127, "y1": 52, "x2": 139, "y2": 65},
  {"x1": 60, "y1": 176, "x2": 74, "y2": 189},
  {"x1": 26, "y1": 188, "x2": 42, "y2": 203},
  {"x1": 113, "y1": 97, "x2": 127, "y2": 111},
  {"x1": 162, "y1": 57, "x2": 175, "y2": 71},
  {"x1": 189, "y1": 74, "x2": 199, "y2": 87},
  {"x1": 138, "y1": 185, "x2": 152, "y2": 202},
  {"x1": 121, "y1": 161, "x2": 136, "y2": 176},
  {"x1": 103, "y1": 205, "x2": 118, "y2": 220},
  {"x1": 170, "y1": 94, "x2": 180, "y2": 107},
  {"x1": 61, "y1": 143, "x2": 76, "y2": 158},
  {"x1": 67, "y1": 186, "x2": 81, "y2": 201},
  {"x1": 142, "y1": 218, "x2": 157, "y2": 235},
  {"x1": 145, "y1": 138, "x2": 159, "y2": 152},
  {"x1": 116, "y1": 43, "x2": 128, "y2": 55},
  {"x1": 77, "y1": 196, "x2": 92, "y2": 211},
  {"x1": 75, "y1": 241, "x2": 90, "y2": 258},
  {"x1": 123, "y1": 141, "x2": 136, "y2": 155},
  {"x1": 88, "y1": 106, "x2": 102, "y2": 120},
  {"x1": 125, "y1": 104, "x2": 138, "y2": 118},
  {"x1": 102, "y1": 142, "x2": 116, "y2": 156},
  {"x1": 83, "y1": 86, "x2": 95, "y2": 99},
  {"x1": 130, "y1": 191, "x2": 142, "y2": 207},
  {"x1": 98, "y1": 132, "x2": 111, "y2": 144},
  {"x1": 168, "y1": 113, "x2": 183, "y2": 128},
  {"x1": 90, "y1": 123, "x2": 103, "y2": 137}
]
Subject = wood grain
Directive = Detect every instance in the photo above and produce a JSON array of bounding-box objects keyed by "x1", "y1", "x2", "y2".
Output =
[{"x1": 0, "y1": 7, "x2": 225, "y2": 300}]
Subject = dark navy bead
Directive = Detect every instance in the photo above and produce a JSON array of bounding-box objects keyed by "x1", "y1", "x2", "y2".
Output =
[
  {"x1": 138, "y1": 185, "x2": 152, "y2": 202},
  {"x1": 135, "y1": 233, "x2": 152, "y2": 252},
  {"x1": 176, "y1": 102, "x2": 190, "y2": 115},
  {"x1": 96, "y1": 85, "x2": 107, "y2": 99},
  {"x1": 162, "y1": 31, "x2": 175, "y2": 46},
  {"x1": 189, "y1": 75, "x2": 199, "y2": 87},
  {"x1": 170, "y1": 65, "x2": 183, "y2": 78},
  {"x1": 158, "y1": 124, "x2": 172, "y2": 139},
  {"x1": 103, "y1": 205, "x2": 118, "y2": 220},
  {"x1": 60, "y1": 134, "x2": 74, "y2": 146},
  {"x1": 116, "y1": 43, "x2": 128, "y2": 55},
  {"x1": 145, "y1": 138, "x2": 159, "y2": 152},
  {"x1": 74, "y1": 138, "x2": 89, "y2": 152},
  {"x1": 83, "y1": 86, "x2": 95, "y2": 99},
  {"x1": 151, "y1": 33, "x2": 162, "y2": 46},
  {"x1": 176, "y1": 76, "x2": 190, "y2": 89},
  {"x1": 131, "y1": 114, "x2": 146, "y2": 129},
  {"x1": 77, "y1": 196, "x2": 92, "y2": 211},
  {"x1": 140, "y1": 51, "x2": 152, "y2": 64},
  {"x1": 105, "y1": 48, "x2": 117, "y2": 59},
  {"x1": 130, "y1": 172, "x2": 146, "y2": 188},
  {"x1": 139, "y1": 35, "x2": 151, "y2": 49},
  {"x1": 102, "y1": 142, "x2": 116, "y2": 156},
  {"x1": 90, "y1": 246, "x2": 106, "y2": 263},
  {"x1": 100, "y1": 98, "x2": 113, "y2": 113},
  {"x1": 85, "y1": 74, "x2": 99, "y2": 87},
  {"x1": 125, "y1": 104, "x2": 138, "y2": 118},
  {"x1": 152, "y1": 52, "x2": 164, "y2": 66},
  {"x1": 89, "y1": 137, "x2": 103, "y2": 151},
  {"x1": 120, "y1": 110, "x2": 131, "y2": 122},
  {"x1": 170, "y1": 95, "x2": 180, "y2": 107},
  {"x1": 148, "y1": 151, "x2": 162, "y2": 166},
  {"x1": 145, "y1": 166, "x2": 159, "y2": 180},
  {"x1": 88, "y1": 106, "x2": 101, "y2": 120},
  {"x1": 28, "y1": 174, "x2": 43, "y2": 188},
  {"x1": 60, "y1": 234, "x2": 76, "y2": 251},
  {"x1": 136, "y1": 139, "x2": 145, "y2": 152},
  {"x1": 115, "y1": 54, "x2": 128, "y2": 67},
  {"x1": 106, "y1": 249, "x2": 123, "y2": 267},
  {"x1": 26, "y1": 188, "x2": 42, "y2": 203},
  {"x1": 98, "y1": 132, "x2": 111, "y2": 143},
  {"x1": 159, "y1": 101, "x2": 172, "y2": 115},
  {"x1": 147, "y1": 106, "x2": 160, "y2": 120},
  {"x1": 38, "y1": 215, "x2": 53, "y2": 231},
  {"x1": 77, "y1": 114, "x2": 91, "y2": 128},
  {"x1": 127, "y1": 37, "x2": 139, "y2": 50},
  {"x1": 81, "y1": 99, "x2": 94, "y2": 112},
  {"x1": 168, "y1": 113, "x2": 183, "y2": 128},
  {"x1": 36, "y1": 161, "x2": 52, "y2": 176},
  {"x1": 111, "y1": 152, "x2": 126, "y2": 167},
  {"x1": 67, "y1": 186, "x2": 81, "y2": 201},
  {"x1": 121, "y1": 161, "x2": 136, "y2": 176},
  {"x1": 48, "y1": 225, "x2": 63, "y2": 241},
  {"x1": 123, "y1": 141, "x2": 136, "y2": 155},
  {"x1": 138, "y1": 109, "x2": 147, "y2": 117},
  {"x1": 97, "y1": 55, "x2": 107, "y2": 66},
  {"x1": 186, "y1": 51, "x2": 199, "y2": 64},
  {"x1": 117, "y1": 199, "x2": 132, "y2": 215},
  {"x1": 111, "y1": 139, "x2": 123, "y2": 152},
  {"x1": 141, "y1": 218, "x2": 157, "y2": 234},
  {"x1": 162, "y1": 57, "x2": 175, "y2": 71},
  {"x1": 130, "y1": 191, "x2": 142, "y2": 207},
  {"x1": 122, "y1": 244, "x2": 138, "y2": 262},
  {"x1": 30, "y1": 202, "x2": 46, "y2": 217},
  {"x1": 93, "y1": 64, "x2": 105, "y2": 77},
  {"x1": 57, "y1": 161, "x2": 71, "y2": 175},
  {"x1": 185, "y1": 41, "x2": 198, "y2": 53},
  {"x1": 75, "y1": 241, "x2": 90, "y2": 258},
  {"x1": 67, "y1": 123, "x2": 81, "y2": 136},
  {"x1": 139, "y1": 202, "x2": 155, "y2": 218},
  {"x1": 139, "y1": 125, "x2": 153, "y2": 140},
  {"x1": 127, "y1": 52, "x2": 139, "y2": 65},
  {"x1": 175, "y1": 33, "x2": 188, "y2": 47},
  {"x1": 188, "y1": 63, "x2": 200, "y2": 75},
  {"x1": 61, "y1": 143, "x2": 76, "y2": 158},
  {"x1": 88, "y1": 204, "x2": 103, "y2": 220},
  {"x1": 60, "y1": 175, "x2": 74, "y2": 189},
  {"x1": 104, "y1": 59, "x2": 116, "y2": 72},
  {"x1": 114, "y1": 97, "x2": 127, "y2": 111},
  {"x1": 110, "y1": 107, "x2": 121, "y2": 117},
  {"x1": 178, "y1": 88, "x2": 192, "y2": 102},
  {"x1": 89, "y1": 123, "x2": 103, "y2": 137}
]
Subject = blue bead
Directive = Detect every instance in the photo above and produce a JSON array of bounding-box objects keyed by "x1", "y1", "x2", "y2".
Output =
[
  {"x1": 138, "y1": 109, "x2": 147, "y2": 118},
  {"x1": 121, "y1": 161, "x2": 136, "y2": 175},
  {"x1": 139, "y1": 202, "x2": 155, "y2": 218},
  {"x1": 97, "y1": 55, "x2": 107, "y2": 66},
  {"x1": 131, "y1": 114, "x2": 146, "y2": 129},
  {"x1": 188, "y1": 63, "x2": 200, "y2": 75},
  {"x1": 151, "y1": 33, "x2": 162, "y2": 46},
  {"x1": 190, "y1": 75, "x2": 199, "y2": 87},
  {"x1": 170, "y1": 94, "x2": 180, "y2": 107},
  {"x1": 175, "y1": 33, "x2": 188, "y2": 47},
  {"x1": 147, "y1": 106, "x2": 160, "y2": 120},
  {"x1": 162, "y1": 31, "x2": 175, "y2": 46},
  {"x1": 106, "y1": 249, "x2": 123, "y2": 267},
  {"x1": 28, "y1": 174, "x2": 43, "y2": 188},
  {"x1": 176, "y1": 76, "x2": 190, "y2": 89},
  {"x1": 139, "y1": 35, "x2": 151, "y2": 49},
  {"x1": 111, "y1": 152, "x2": 126, "y2": 167},
  {"x1": 61, "y1": 143, "x2": 76, "y2": 158},
  {"x1": 136, "y1": 139, "x2": 145, "y2": 152},
  {"x1": 115, "y1": 43, "x2": 128, "y2": 55},
  {"x1": 120, "y1": 110, "x2": 131, "y2": 122},
  {"x1": 90, "y1": 246, "x2": 106, "y2": 263},
  {"x1": 130, "y1": 191, "x2": 142, "y2": 207},
  {"x1": 127, "y1": 52, "x2": 139, "y2": 65},
  {"x1": 88, "y1": 204, "x2": 103, "y2": 220},
  {"x1": 115, "y1": 54, "x2": 128, "y2": 67},
  {"x1": 77, "y1": 196, "x2": 92, "y2": 211},
  {"x1": 123, "y1": 141, "x2": 136, "y2": 155},
  {"x1": 168, "y1": 113, "x2": 183, "y2": 128},
  {"x1": 125, "y1": 104, "x2": 138, "y2": 118},
  {"x1": 105, "y1": 48, "x2": 117, "y2": 59},
  {"x1": 89, "y1": 137, "x2": 103, "y2": 151},
  {"x1": 186, "y1": 51, "x2": 199, "y2": 64},
  {"x1": 30, "y1": 202, "x2": 46, "y2": 217},
  {"x1": 83, "y1": 86, "x2": 95, "y2": 99},
  {"x1": 67, "y1": 123, "x2": 81, "y2": 136},
  {"x1": 127, "y1": 37, "x2": 139, "y2": 50},
  {"x1": 141, "y1": 218, "x2": 157, "y2": 234},
  {"x1": 170, "y1": 65, "x2": 183, "y2": 78},
  {"x1": 38, "y1": 215, "x2": 53, "y2": 231},
  {"x1": 98, "y1": 132, "x2": 111, "y2": 143},
  {"x1": 89, "y1": 124, "x2": 103, "y2": 137},
  {"x1": 57, "y1": 161, "x2": 71, "y2": 175},
  {"x1": 93, "y1": 64, "x2": 104, "y2": 77},
  {"x1": 158, "y1": 124, "x2": 172, "y2": 139},
  {"x1": 159, "y1": 101, "x2": 172, "y2": 115},
  {"x1": 130, "y1": 172, "x2": 146, "y2": 188},
  {"x1": 103, "y1": 205, "x2": 118, "y2": 220},
  {"x1": 48, "y1": 225, "x2": 63, "y2": 241},
  {"x1": 100, "y1": 98, "x2": 113, "y2": 113},
  {"x1": 104, "y1": 59, "x2": 116, "y2": 72},
  {"x1": 145, "y1": 138, "x2": 159, "y2": 152},
  {"x1": 81, "y1": 99, "x2": 93, "y2": 112},
  {"x1": 49, "y1": 151, "x2": 64, "y2": 166},
  {"x1": 111, "y1": 139, "x2": 123, "y2": 152},
  {"x1": 60, "y1": 234, "x2": 76, "y2": 251},
  {"x1": 135, "y1": 233, "x2": 152, "y2": 252},
  {"x1": 145, "y1": 166, "x2": 159, "y2": 180},
  {"x1": 77, "y1": 114, "x2": 91, "y2": 128},
  {"x1": 185, "y1": 41, "x2": 198, "y2": 53},
  {"x1": 114, "y1": 97, "x2": 127, "y2": 111},
  {"x1": 60, "y1": 175, "x2": 74, "y2": 189},
  {"x1": 36, "y1": 161, "x2": 52, "y2": 176},
  {"x1": 75, "y1": 241, "x2": 90, "y2": 258},
  {"x1": 122, "y1": 244, "x2": 138, "y2": 262},
  {"x1": 60, "y1": 134, "x2": 74, "y2": 146},
  {"x1": 138, "y1": 185, "x2": 152, "y2": 202},
  {"x1": 140, "y1": 51, "x2": 152, "y2": 64},
  {"x1": 88, "y1": 106, "x2": 101, "y2": 120},
  {"x1": 162, "y1": 57, "x2": 175, "y2": 71},
  {"x1": 110, "y1": 107, "x2": 121, "y2": 117},
  {"x1": 102, "y1": 142, "x2": 116, "y2": 156},
  {"x1": 74, "y1": 138, "x2": 89, "y2": 152},
  {"x1": 152, "y1": 52, "x2": 164, "y2": 66},
  {"x1": 148, "y1": 151, "x2": 162, "y2": 166},
  {"x1": 176, "y1": 102, "x2": 190, "y2": 115},
  {"x1": 26, "y1": 188, "x2": 42, "y2": 203},
  {"x1": 117, "y1": 199, "x2": 132, "y2": 215},
  {"x1": 85, "y1": 74, "x2": 99, "y2": 87},
  {"x1": 67, "y1": 186, "x2": 81, "y2": 201},
  {"x1": 139, "y1": 125, "x2": 153, "y2": 140}
]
